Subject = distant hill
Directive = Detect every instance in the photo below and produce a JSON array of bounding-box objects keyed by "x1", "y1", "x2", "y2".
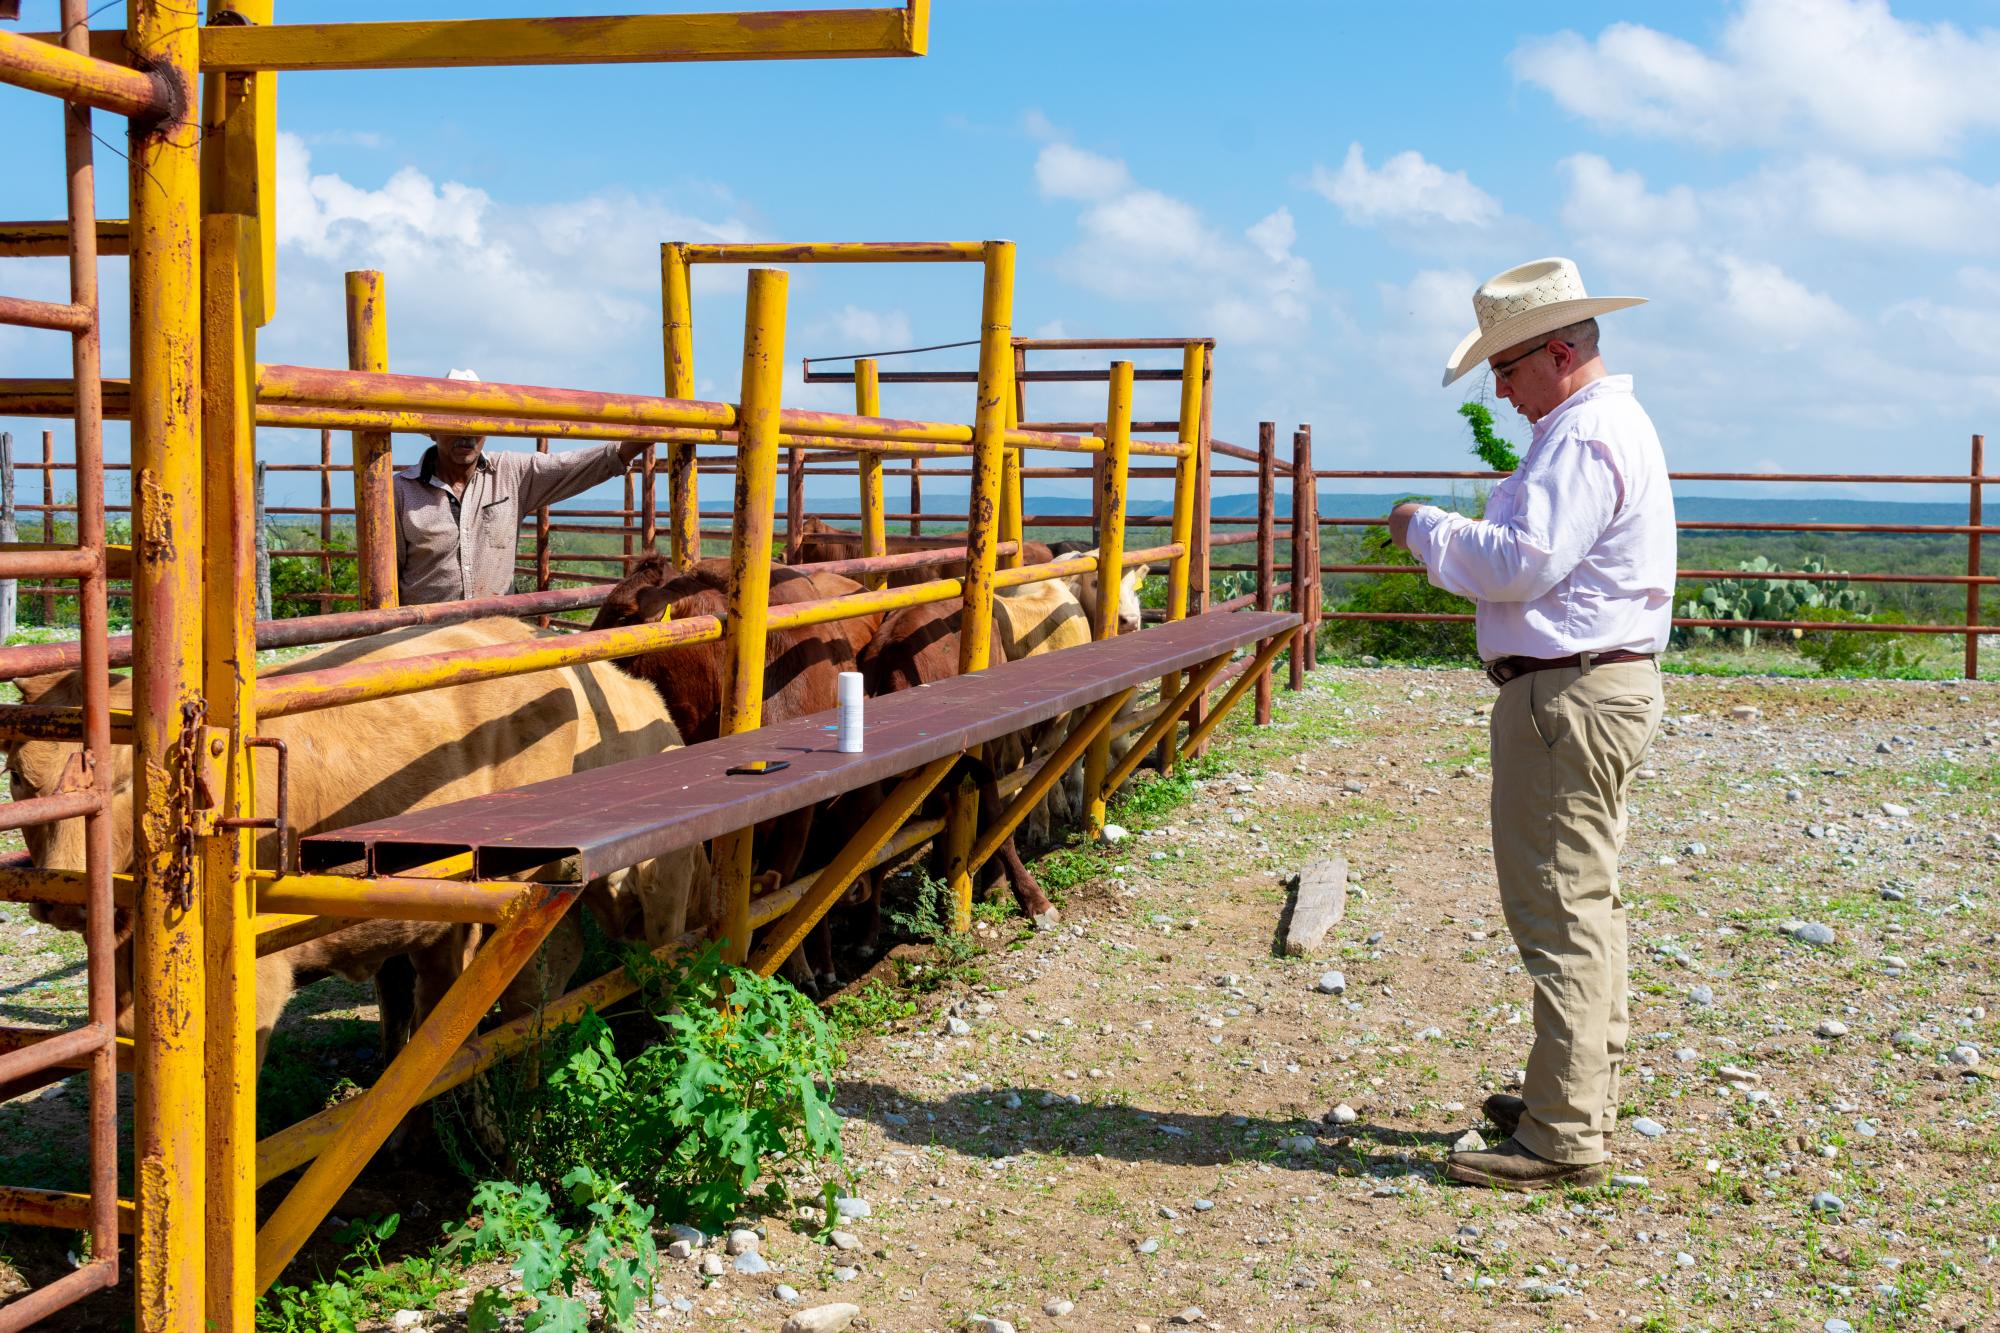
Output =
[{"x1": 789, "y1": 488, "x2": 1980, "y2": 528}]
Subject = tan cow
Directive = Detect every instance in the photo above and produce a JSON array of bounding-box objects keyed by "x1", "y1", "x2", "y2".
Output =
[{"x1": 5, "y1": 617, "x2": 705, "y2": 1072}]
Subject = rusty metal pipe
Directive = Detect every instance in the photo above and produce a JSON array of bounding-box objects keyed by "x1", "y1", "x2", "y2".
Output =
[{"x1": 0, "y1": 27, "x2": 168, "y2": 119}]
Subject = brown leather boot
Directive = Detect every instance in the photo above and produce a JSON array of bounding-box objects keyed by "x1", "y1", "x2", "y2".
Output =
[
  {"x1": 1482, "y1": 1093, "x2": 1525, "y2": 1138},
  {"x1": 1445, "y1": 1136, "x2": 1608, "y2": 1191}
]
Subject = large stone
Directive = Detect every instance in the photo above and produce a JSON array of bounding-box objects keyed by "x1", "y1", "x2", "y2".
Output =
[
  {"x1": 1284, "y1": 857, "x2": 1349, "y2": 956},
  {"x1": 1315, "y1": 971, "x2": 1347, "y2": 995},
  {"x1": 782, "y1": 1305, "x2": 861, "y2": 1333},
  {"x1": 1789, "y1": 922, "x2": 1837, "y2": 947},
  {"x1": 966, "y1": 1318, "x2": 1017, "y2": 1333}
]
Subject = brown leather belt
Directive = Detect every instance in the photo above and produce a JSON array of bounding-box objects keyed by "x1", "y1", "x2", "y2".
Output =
[{"x1": 1484, "y1": 649, "x2": 1654, "y2": 689}]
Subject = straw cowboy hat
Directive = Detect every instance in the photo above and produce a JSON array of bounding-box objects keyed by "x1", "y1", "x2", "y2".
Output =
[{"x1": 1442, "y1": 258, "x2": 1645, "y2": 387}]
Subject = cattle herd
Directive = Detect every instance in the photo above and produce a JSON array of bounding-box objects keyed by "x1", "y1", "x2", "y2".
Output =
[{"x1": 0, "y1": 534, "x2": 1147, "y2": 1113}]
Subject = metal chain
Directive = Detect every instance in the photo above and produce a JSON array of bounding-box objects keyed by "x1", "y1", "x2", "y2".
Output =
[{"x1": 168, "y1": 696, "x2": 206, "y2": 912}]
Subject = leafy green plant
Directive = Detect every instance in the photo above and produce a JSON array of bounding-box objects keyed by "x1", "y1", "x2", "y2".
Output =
[
  {"x1": 886, "y1": 870, "x2": 978, "y2": 988},
  {"x1": 257, "y1": 1214, "x2": 452, "y2": 1333},
  {"x1": 269, "y1": 527, "x2": 361, "y2": 620},
  {"x1": 1458, "y1": 400, "x2": 1520, "y2": 471},
  {"x1": 1793, "y1": 606, "x2": 1932, "y2": 677},
  {"x1": 1676, "y1": 555, "x2": 1872, "y2": 649},
  {"x1": 506, "y1": 942, "x2": 845, "y2": 1231},
  {"x1": 450, "y1": 1166, "x2": 657, "y2": 1333},
  {"x1": 827, "y1": 978, "x2": 917, "y2": 1038}
]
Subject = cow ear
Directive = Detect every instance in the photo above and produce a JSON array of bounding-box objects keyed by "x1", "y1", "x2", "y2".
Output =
[
  {"x1": 12, "y1": 671, "x2": 70, "y2": 705},
  {"x1": 634, "y1": 585, "x2": 675, "y2": 624}
]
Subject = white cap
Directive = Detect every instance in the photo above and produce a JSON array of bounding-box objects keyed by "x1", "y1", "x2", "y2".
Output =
[
  {"x1": 837, "y1": 671, "x2": 864, "y2": 706},
  {"x1": 445, "y1": 367, "x2": 481, "y2": 382}
]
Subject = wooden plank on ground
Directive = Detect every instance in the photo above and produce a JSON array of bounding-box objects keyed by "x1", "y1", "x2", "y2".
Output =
[{"x1": 1284, "y1": 856, "x2": 1347, "y2": 957}]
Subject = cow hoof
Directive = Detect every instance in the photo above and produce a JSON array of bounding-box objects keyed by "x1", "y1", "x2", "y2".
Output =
[{"x1": 1032, "y1": 908, "x2": 1061, "y2": 931}]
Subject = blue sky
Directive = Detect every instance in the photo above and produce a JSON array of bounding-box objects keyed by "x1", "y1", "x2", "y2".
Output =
[{"x1": 4, "y1": 0, "x2": 1998, "y2": 509}]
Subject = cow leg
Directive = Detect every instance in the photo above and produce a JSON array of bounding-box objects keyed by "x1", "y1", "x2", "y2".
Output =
[
  {"x1": 374, "y1": 953, "x2": 418, "y2": 1064},
  {"x1": 995, "y1": 835, "x2": 1056, "y2": 926}
]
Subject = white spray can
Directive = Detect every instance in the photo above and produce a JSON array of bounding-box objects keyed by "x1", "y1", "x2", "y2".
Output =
[{"x1": 837, "y1": 671, "x2": 865, "y2": 753}]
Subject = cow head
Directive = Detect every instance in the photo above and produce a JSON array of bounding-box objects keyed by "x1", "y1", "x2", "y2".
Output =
[{"x1": 1065, "y1": 551, "x2": 1149, "y2": 638}]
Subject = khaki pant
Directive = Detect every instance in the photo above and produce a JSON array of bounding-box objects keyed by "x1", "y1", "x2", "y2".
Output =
[{"x1": 1489, "y1": 657, "x2": 1663, "y2": 1165}]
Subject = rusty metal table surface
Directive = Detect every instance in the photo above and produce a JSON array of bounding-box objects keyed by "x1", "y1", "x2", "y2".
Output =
[{"x1": 301, "y1": 608, "x2": 1300, "y2": 879}]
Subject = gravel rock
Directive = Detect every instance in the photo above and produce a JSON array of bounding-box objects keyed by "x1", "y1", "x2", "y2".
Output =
[
  {"x1": 390, "y1": 1313, "x2": 424, "y2": 1331},
  {"x1": 1689, "y1": 985, "x2": 1714, "y2": 1007},
  {"x1": 944, "y1": 1016, "x2": 972, "y2": 1037},
  {"x1": 1316, "y1": 970, "x2": 1347, "y2": 995},
  {"x1": 1172, "y1": 1309, "x2": 1208, "y2": 1326},
  {"x1": 1879, "y1": 886, "x2": 1905, "y2": 902},
  {"x1": 829, "y1": 1229, "x2": 861, "y2": 1251},
  {"x1": 1193, "y1": 1198, "x2": 1214, "y2": 1211},
  {"x1": 665, "y1": 1223, "x2": 705, "y2": 1247},
  {"x1": 831, "y1": 1265, "x2": 860, "y2": 1282},
  {"x1": 1812, "y1": 1191, "x2": 1844, "y2": 1214},
  {"x1": 1816, "y1": 1019, "x2": 1849, "y2": 1039},
  {"x1": 1947, "y1": 1044, "x2": 1981, "y2": 1067},
  {"x1": 1731, "y1": 705, "x2": 1761, "y2": 721},
  {"x1": 1824, "y1": 1320, "x2": 1855, "y2": 1333},
  {"x1": 775, "y1": 1284, "x2": 801, "y2": 1303},
  {"x1": 1788, "y1": 921, "x2": 1837, "y2": 946},
  {"x1": 1327, "y1": 1103, "x2": 1358, "y2": 1125},
  {"x1": 731, "y1": 1250, "x2": 770, "y2": 1275},
  {"x1": 699, "y1": 1253, "x2": 726, "y2": 1277},
  {"x1": 1100, "y1": 824, "x2": 1129, "y2": 843},
  {"x1": 833, "y1": 1196, "x2": 872, "y2": 1220},
  {"x1": 1610, "y1": 1174, "x2": 1650, "y2": 1188},
  {"x1": 1452, "y1": 1130, "x2": 1487, "y2": 1153},
  {"x1": 726, "y1": 1228, "x2": 759, "y2": 1256},
  {"x1": 1136, "y1": 1236, "x2": 1161, "y2": 1254},
  {"x1": 965, "y1": 1319, "x2": 1017, "y2": 1333},
  {"x1": 781, "y1": 1304, "x2": 860, "y2": 1333},
  {"x1": 665, "y1": 1239, "x2": 695, "y2": 1260},
  {"x1": 1891, "y1": 1029, "x2": 1927, "y2": 1051},
  {"x1": 1629, "y1": 1116, "x2": 1666, "y2": 1138},
  {"x1": 1343, "y1": 779, "x2": 1367, "y2": 794},
  {"x1": 1880, "y1": 802, "x2": 1911, "y2": 818},
  {"x1": 1281, "y1": 1134, "x2": 1318, "y2": 1154},
  {"x1": 1043, "y1": 1298, "x2": 1075, "y2": 1317}
]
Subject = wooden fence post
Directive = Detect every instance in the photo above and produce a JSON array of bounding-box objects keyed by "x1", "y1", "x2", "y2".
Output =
[
  {"x1": 254, "y1": 461, "x2": 273, "y2": 622},
  {"x1": 1255, "y1": 420, "x2": 1275, "y2": 725},
  {"x1": 786, "y1": 445, "x2": 805, "y2": 561},
  {"x1": 0, "y1": 432, "x2": 16, "y2": 641},
  {"x1": 908, "y1": 454, "x2": 923, "y2": 537}
]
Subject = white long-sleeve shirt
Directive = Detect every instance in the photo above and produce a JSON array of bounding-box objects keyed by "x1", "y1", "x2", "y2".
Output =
[{"x1": 1405, "y1": 375, "x2": 1676, "y2": 661}]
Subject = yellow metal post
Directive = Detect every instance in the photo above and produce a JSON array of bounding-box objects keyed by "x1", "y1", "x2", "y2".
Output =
[
  {"x1": 1083, "y1": 360, "x2": 1133, "y2": 837},
  {"x1": 943, "y1": 240, "x2": 1014, "y2": 931},
  {"x1": 1154, "y1": 341, "x2": 1205, "y2": 775},
  {"x1": 1002, "y1": 343, "x2": 1026, "y2": 570},
  {"x1": 198, "y1": 213, "x2": 259, "y2": 1332},
  {"x1": 128, "y1": 1, "x2": 205, "y2": 1323},
  {"x1": 345, "y1": 270, "x2": 397, "y2": 608},
  {"x1": 661, "y1": 241, "x2": 699, "y2": 568},
  {"x1": 854, "y1": 358, "x2": 887, "y2": 591},
  {"x1": 713, "y1": 267, "x2": 787, "y2": 962}
]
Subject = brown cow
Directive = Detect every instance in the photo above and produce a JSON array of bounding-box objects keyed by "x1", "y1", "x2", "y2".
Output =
[
  {"x1": 789, "y1": 516, "x2": 1053, "y2": 587},
  {"x1": 590, "y1": 555, "x2": 871, "y2": 987}
]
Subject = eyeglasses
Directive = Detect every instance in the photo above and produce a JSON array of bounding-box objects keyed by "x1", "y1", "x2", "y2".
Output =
[{"x1": 1490, "y1": 339, "x2": 1567, "y2": 384}]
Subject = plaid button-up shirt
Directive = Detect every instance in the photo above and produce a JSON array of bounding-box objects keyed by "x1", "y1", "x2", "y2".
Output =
[{"x1": 393, "y1": 442, "x2": 632, "y2": 604}]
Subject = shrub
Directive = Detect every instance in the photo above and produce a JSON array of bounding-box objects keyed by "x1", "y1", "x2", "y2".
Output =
[
  {"x1": 504, "y1": 942, "x2": 845, "y2": 1232},
  {"x1": 448, "y1": 1167, "x2": 656, "y2": 1333},
  {"x1": 269, "y1": 527, "x2": 361, "y2": 619},
  {"x1": 1793, "y1": 606, "x2": 1932, "y2": 677},
  {"x1": 1676, "y1": 555, "x2": 1871, "y2": 649}
]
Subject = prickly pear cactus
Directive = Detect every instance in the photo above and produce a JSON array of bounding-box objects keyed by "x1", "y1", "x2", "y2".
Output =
[{"x1": 1677, "y1": 556, "x2": 1871, "y2": 647}]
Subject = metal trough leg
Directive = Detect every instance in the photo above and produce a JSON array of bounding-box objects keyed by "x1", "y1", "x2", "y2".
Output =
[
  {"x1": 964, "y1": 689, "x2": 1132, "y2": 877},
  {"x1": 749, "y1": 754, "x2": 956, "y2": 977},
  {"x1": 253, "y1": 885, "x2": 570, "y2": 1291}
]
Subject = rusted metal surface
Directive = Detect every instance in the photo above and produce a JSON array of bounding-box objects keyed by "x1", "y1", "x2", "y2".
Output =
[
  {"x1": 343, "y1": 270, "x2": 397, "y2": 608},
  {"x1": 0, "y1": 293, "x2": 94, "y2": 333},
  {"x1": 0, "y1": 26, "x2": 169, "y2": 119},
  {"x1": 1971, "y1": 434, "x2": 1986, "y2": 681},
  {"x1": 1255, "y1": 421, "x2": 1276, "y2": 726},
  {"x1": 0, "y1": 582, "x2": 614, "y2": 678},
  {"x1": 0, "y1": 1257, "x2": 120, "y2": 1333},
  {"x1": 0, "y1": 218, "x2": 133, "y2": 258},
  {"x1": 0, "y1": 1021, "x2": 107, "y2": 1085},
  {"x1": 254, "y1": 887, "x2": 578, "y2": 1290},
  {"x1": 301, "y1": 610, "x2": 1299, "y2": 881},
  {"x1": 1084, "y1": 360, "x2": 1133, "y2": 835}
]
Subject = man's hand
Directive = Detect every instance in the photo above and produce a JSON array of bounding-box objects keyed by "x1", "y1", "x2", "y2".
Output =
[
  {"x1": 617, "y1": 440, "x2": 653, "y2": 466},
  {"x1": 1388, "y1": 502, "x2": 1425, "y2": 553}
]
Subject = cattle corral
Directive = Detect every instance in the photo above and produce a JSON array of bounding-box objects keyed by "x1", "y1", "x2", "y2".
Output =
[{"x1": 0, "y1": 5, "x2": 1323, "y2": 1328}]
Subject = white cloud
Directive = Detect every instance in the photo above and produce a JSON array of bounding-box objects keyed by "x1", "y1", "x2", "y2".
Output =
[
  {"x1": 1038, "y1": 138, "x2": 1314, "y2": 349},
  {"x1": 1718, "y1": 255, "x2": 1854, "y2": 344},
  {"x1": 1722, "y1": 158, "x2": 2000, "y2": 251},
  {"x1": 824, "y1": 305, "x2": 914, "y2": 352},
  {"x1": 1309, "y1": 143, "x2": 1500, "y2": 227},
  {"x1": 1034, "y1": 141, "x2": 1133, "y2": 202},
  {"x1": 267, "y1": 133, "x2": 757, "y2": 385},
  {"x1": 1513, "y1": 0, "x2": 2000, "y2": 158},
  {"x1": 1557, "y1": 153, "x2": 1700, "y2": 235}
]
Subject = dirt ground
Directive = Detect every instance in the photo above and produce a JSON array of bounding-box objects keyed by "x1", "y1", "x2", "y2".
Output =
[{"x1": 3, "y1": 662, "x2": 1996, "y2": 1331}]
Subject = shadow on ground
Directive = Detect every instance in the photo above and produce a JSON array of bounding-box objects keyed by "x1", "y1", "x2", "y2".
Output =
[{"x1": 836, "y1": 1078, "x2": 1468, "y2": 1182}]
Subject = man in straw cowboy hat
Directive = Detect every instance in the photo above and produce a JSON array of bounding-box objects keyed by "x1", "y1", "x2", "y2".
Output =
[
  {"x1": 394, "y1": 368, "x2": 656, "y2": 605},
  {"x1": 1386, "y1": 258, "x2": 1675, "y2": 1189}
]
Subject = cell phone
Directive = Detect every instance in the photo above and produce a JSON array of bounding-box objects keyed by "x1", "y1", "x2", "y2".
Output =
[{"x1": 725, "y1": 759, "x2": 792, "y2": 776}]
